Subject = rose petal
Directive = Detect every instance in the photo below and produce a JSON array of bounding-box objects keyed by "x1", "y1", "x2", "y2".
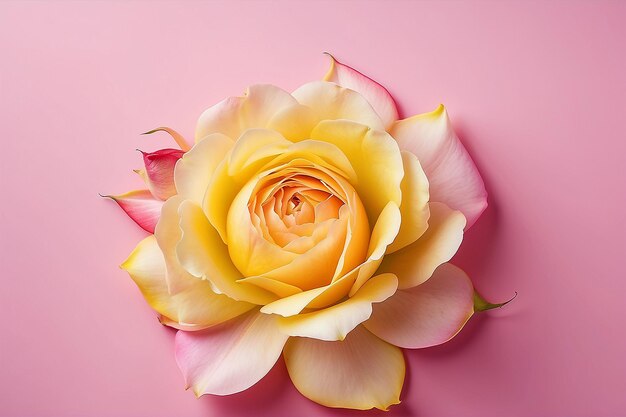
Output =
[
  {"x1": 236, "y1": 276, "x2": 302, "y2": 298},
  {"x1": 378, "y1": 202, "x2": 466, "y2": 289},
  {"x1": 276, "y1": 273, "x2": 398, "y2": 341},
  {"x1": 391, "y1": 105, "x2": 488, "y2": 228},
  {"x1": 266, "y1": 103, "x2": 319, "y2": 142},
  {"x1": 387, "y1": 150, "x2": 430, "y2": 253},
  {"x1": 309, "y1": 119, "x2": 403, "y2": 227},
  {"x1": 104, "y1": 189, "x2": 163, "y2": 233},
  {"x1": 121, "y1": 235, "x2": 253, "y2": 330},
  {"x1": 283, "y1": 325, "x2": 404, "y2": 410},
  {"x1": 176, "y1": 200, "x2": 276, "y2": 305},
  {"x1": 195, "y1": 84, "x2": 298, "y2": 142},
  {"x1": 348, "y1": 201, "x2": 402, "y2": 296},
  {"x1": 292, "y1": 81, "x2": 385, "y2": 131},
  {"x1": 138, "y1": 148, "x2": 184, "y2": 200},
  {"x1": 260, "y1": 202, "x2": 397, "y2": 317},
  {"x1": 174, "y1": 133, "x2": 234, "y2": 204},
  {"x1": 364, "y1": 263, "x2": 474, "y2": 348},
  {"x1": 323, "y1": 53, "x2": 399, "y2": 129},
  {"x1": 175, "y1": 310, "x2": 288, "y2": 396}
]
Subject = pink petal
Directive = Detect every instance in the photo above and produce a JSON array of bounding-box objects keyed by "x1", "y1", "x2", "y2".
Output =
[
  {"x1": 363, "y1": 263, "x2": 474, "y2": 349},
  {"x1": 139, "y1": 148, "x2": 184, "y2": 200},
  {"x1": 323, "y1": 53, "x2": 399, "y2": 129},
  {"x1": 104, "y1": 189, "x2": 163, "y2": 233},
  {"x1": 391, "y1": 105, "x2": 488, "y2": 228},
  {"x1": 175, "y1": 310, "x2": 288, "y2": 396}
]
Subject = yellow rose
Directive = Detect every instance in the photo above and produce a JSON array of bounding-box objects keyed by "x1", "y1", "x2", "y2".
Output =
[{"x1": 111, "y1": 55, "x2": 500, "y2": 410}]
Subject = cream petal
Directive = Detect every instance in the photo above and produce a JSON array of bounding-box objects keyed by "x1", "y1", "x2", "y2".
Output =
[
  {"x1": 283, "y1": 325, "x2": 404, "y2": 410},
  {"x1": 364, "y1": 263, "x2": 474, "y2": 348},
  {"x1": 391, "y1": 105, "x2": 488, "y2": 228},
  {"x1": 276, "y1": 273, "x2": 398, "y2": 341},
  {"x1": 175, "y1": 310, "x2": 288, "y2": 396},
  {"x1": 266, "y1": 102, "x2": 319, "y2": 141},
  {"x1": 378, "y1": 202, "x2": 466, "y2": 289},
  {"x1": 323, "y1": 53, "x2": 399, "y2": 129},
  {"x1": 121, "y1": 236, "x2": 253, "y2": 329},
  {"x1": 176, "y1": 200, "x2": 276, "y2": 305},
  {"x1": 387, "y1": 150, "x2": 430, "y2": 253},
  {"x1": 174, "y1": 133, "x2": 234, "y2": 204},
  {"x1": 195, "y1": 84, "x2": 298, "y2": 142},
  {"x1": 292, "y1": 81, "x2": 385, "y2": 131},
  {"x1": 228, "y1": 129, "x2": 292, "y2": 175}
]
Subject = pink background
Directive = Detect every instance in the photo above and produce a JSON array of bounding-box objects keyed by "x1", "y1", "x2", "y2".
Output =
[{"x1": 1, "y1": 1, "x2": 625, "y2": 416}]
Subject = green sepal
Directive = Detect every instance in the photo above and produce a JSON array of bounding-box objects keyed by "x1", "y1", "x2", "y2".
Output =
[{"x1": 473, "y1": 291, "x2": 517, "y2": 312}]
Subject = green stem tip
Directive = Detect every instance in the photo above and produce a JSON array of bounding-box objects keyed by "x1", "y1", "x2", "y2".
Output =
[{"x1": 474, "y1": 291, "x2": 517, "y2": 313}]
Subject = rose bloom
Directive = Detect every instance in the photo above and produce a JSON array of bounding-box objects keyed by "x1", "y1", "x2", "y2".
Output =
[{"x1": 109, "y1": 55, "x2": 492, "y2": 410}]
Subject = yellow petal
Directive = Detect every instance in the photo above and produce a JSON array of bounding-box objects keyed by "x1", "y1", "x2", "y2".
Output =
[
  {"x1": 378, "y1": 202, "x2": 466, "y2": 289},
  {"x1": 121, "y1": 235, "x2": 253, "y2": 329},
  {"x1": 176, "y1": 200, "x2": 276, "y2": 305},
  {"x1": 195, "y1": 84, "x2": 298, "y2": 142},
  {"x1": 283, "y1": 325, "x2": 404, "y2": 410},
  {"x1": 348, "y1": 201, "x2": 401, "y2": 296},
  {"x1": 266, "y1": 103, "x2": 319, "y2": 141},
  {"x1": 174, "y1": 133, "x2": 234, "y2": 204},
  {"x1": 309, "y1": 119, "x2": 403, "y2": 227},
  {"x1": 236, "y1": 276, "x2": 302, "y2": 298},
  {"x1": 292, "y1": 81, "x2": 385, "y2": 131},
  {"x1": 387, "y1": 150, "x2": 430, "y2": 253},
  {"x1": 276, "y1": 273, "x2": 398, "y2": 341}
]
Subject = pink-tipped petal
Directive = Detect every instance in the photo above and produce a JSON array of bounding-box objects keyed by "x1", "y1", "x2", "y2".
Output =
[
  {"x1": 142, "y1": 127, "x2": 191, "y2": 151},
  {"x1": 140, "y1": 148, "x2": 184, "y2": 200},
  {"x1": 175, "y1": 310, "x2": 288, "y2": 396},
  {"x1": 283, "y1": 325, "x2": 405, "y2": 410},
  {"x1": 364, "y1": 263, "x2": 474, "y2": 349},
  {"x1": 105, "y1": 190, "x2": 163, "y2": 233},
  {"x1": 391, "y1": 105, "x2": 488, "y2": 228},
  {"x1": 323, "y1": 53, "x2": 399, "y2": 129}
]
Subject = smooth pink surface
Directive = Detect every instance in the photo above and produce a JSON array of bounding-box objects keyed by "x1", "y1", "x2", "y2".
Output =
[{"x1": 1, "y1": 1, "x2": 625, "y2": 416}]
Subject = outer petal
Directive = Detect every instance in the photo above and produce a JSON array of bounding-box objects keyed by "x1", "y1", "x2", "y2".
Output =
[
  {"x1": 139, "y1": 148, "x2": 184, "y2": 200},
  {"x1": 391, "y1": 105, "x2": 487, "y2": 228},
  {"x1": 292, "y1": 81, "x2": 385, "y2": 131},
  {"x1": 364, "y1": 263, "x2": 474, "y2": 348},
  {"x1": 283, "y1": 325, "x2": 404, "y2": 410},
  {"x1": 174, "y1": 133, "x2": 234, "y2": 204},
  {"x1": 323, "y1": 53, "x2": 399, "y2": 129},
  {"x1": 175, "y1": 310, "x2": 288, "y2": 396},
  {"x1": 276, "y1": 273, "x2": 398, "y2": 341},
  {"x1": 378, "y1": 202, "x2": 465, "y2": 289},
  {"x1": 105, "y1": 189, "x2": 163, "y2": 233},
  {"x1": 121, "y1": 235, "x2": 253, "y2": 330},
  {"x1": 195, "y1": 84, "x2": 299, "y2": 142},
  {"x1": 176, "y1": 200, "x2": 276, "y2": 305}
]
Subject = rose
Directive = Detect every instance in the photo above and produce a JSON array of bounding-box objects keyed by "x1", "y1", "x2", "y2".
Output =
[{"x1": 110, "y1": 55, "x2": 498, "y2": 410}]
